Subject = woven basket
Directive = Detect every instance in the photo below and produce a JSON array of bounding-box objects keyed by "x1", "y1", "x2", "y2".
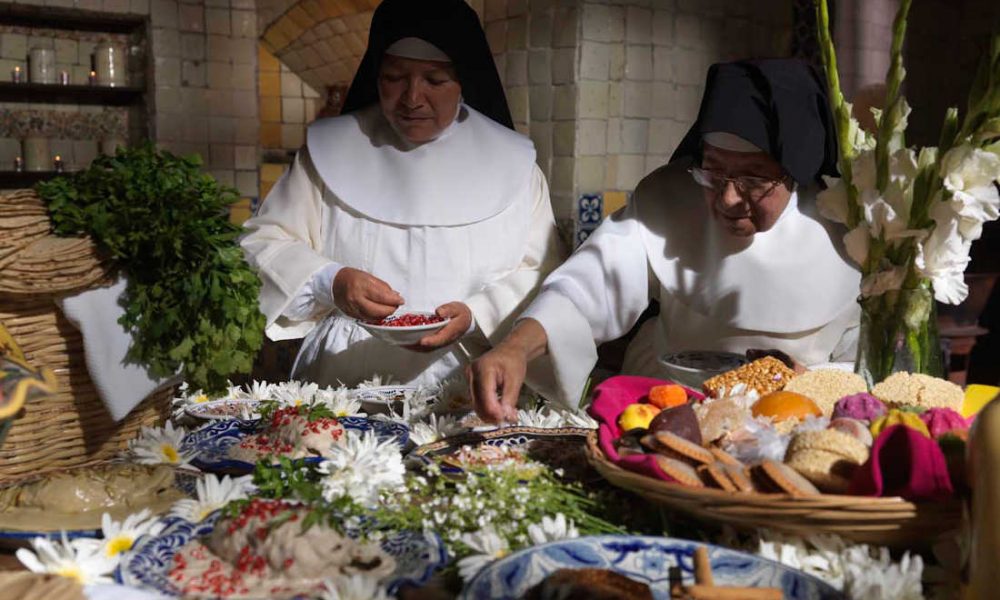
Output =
[
  {"x1": 585, "y1": 431, "x2": 962, "y2": 548},
  {"x1": 0, "y1": 189, "x2": 171, "y2": 478}
]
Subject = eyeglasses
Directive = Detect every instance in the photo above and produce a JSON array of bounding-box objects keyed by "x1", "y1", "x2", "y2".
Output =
[{"x1": 688, "y1": 167, "x2": 788, "y2": 202}]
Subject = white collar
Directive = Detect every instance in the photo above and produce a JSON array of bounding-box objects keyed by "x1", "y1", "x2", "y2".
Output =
[{"x1": 305, "y1": 104, "x2": 535, "y2": 226}]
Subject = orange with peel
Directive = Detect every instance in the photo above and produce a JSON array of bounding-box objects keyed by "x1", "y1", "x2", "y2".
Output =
[{"x1": 648, "y1": 384, "x2": 688, "y2": 409}]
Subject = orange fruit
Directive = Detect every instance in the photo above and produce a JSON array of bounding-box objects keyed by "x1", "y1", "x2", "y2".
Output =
[
  {"x1": 648, "y1": 384, "x2": 688, "y2": 409},
  {"x1": 751, "y1": 391, "x2": 822, "y2": 422}
]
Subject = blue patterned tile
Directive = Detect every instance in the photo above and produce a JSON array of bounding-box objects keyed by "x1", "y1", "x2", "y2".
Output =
[{"x1": 577, "y1": 193, "x2": 603, "y2": 224}]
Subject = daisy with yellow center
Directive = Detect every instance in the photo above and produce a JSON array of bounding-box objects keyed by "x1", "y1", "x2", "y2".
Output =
[
  {"x1": 169, "y1": 474, "x2": 255, "y2": 523},
  {"x1": 100, "y1": 509, "x2": 165, "y2": 558},
  {"x1": 16, "y1": 532, "x2": 118, "y2": 585},
  {"x1": 127, "y1": 422, "x2": 196, "y2": 466}
]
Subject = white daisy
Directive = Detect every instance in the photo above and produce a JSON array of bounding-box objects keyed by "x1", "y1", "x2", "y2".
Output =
[
  {"x1": 128, "y1": 422, "x2": 196, "y2": 466},
  {"x1": 16, "y1": 532, "x2": 118, "y2": 585},
  {"x1": 356, "y1": 374, "x2": 396, "y2": 389},
  {"x1": 527, "y1": 513, "x2": 579, "y2": 546},
  {"x1": 170, "y1": 382, "x2": 214, "y2": 420},
  {"x1": 319, "y1": 574, "x2": 391, "y2": 600},
  {"x1": 100, "y1": 509, "x2": 164, "y2": 558},
  {"x1": 168, "y1": 474, "x2": 255, "y2": 523},
  {"x1": 409, "y1": 413, "x2": 463, "y2": 446},
  {"x1": 316, "y1": 386, "x2": 365, "y2": 417},
  {"x1": 272, "y1": 380, "x2": 320, "y2": 407},
  {"x1": 457, "y1": 526, "x2": 509, "y2": 582},
  {"x1": 516, "y1": 407, "x2": 563, "y2": 428},
  {"x1": 317, "y1": 431, "x2": 405, "y2": 506},
  {"x1": 554, "y1": 409, "x2": 598, "y2": 429},
  {"x1": 242, "y1": 379, "x2": 274, "y2": 401}
]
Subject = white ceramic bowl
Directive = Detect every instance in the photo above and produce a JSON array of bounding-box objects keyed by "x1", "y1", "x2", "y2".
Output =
[
  {"x1": 358, "y1": 311, "x2": 450, "y2": 346},
  {"x1": 659, "y1": 350, "x2": 749, "y2": 389}
]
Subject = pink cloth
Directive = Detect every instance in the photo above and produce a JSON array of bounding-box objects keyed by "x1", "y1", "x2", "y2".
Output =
[
  {"x1": 920, "y1": 408, "x2": 972, "y2": 439},
  {"x1": 848, "y1": 424, "x2": 954, "y2": 501},
  {"x1": 588, "y1": 375, "x2": 704, "y2": 484}
]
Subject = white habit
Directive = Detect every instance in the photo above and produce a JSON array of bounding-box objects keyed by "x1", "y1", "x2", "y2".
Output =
[
  {"x1": 522, "y1": 165, "x2": 862, "y2": 408},
  {"x1": 241, "y1": 104, "x2": 564, "y2": 387}
]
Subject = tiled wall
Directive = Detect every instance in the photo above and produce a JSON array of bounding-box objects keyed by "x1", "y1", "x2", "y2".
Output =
[
  {"x1": 272, "y1": 10, "x2": 371, "y2": 96},
  {"x1": 258, "y1": 42, "x2": 322, "y2": 155}
]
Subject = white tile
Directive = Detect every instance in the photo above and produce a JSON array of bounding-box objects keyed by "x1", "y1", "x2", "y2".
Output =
[
  {"x1": 507, "y1": 15, "x2": 528, "y2": 50},
  {"x1": 675, "y1": 84, "x2": 702, "y2": 122},
  {"x1": 552, "y1": 84, "x2": 577, "y2": 120},
  {"x1": 551, "y1": 48, "x2": 575, "y2": 85},
  {"x1": 181, "y1": 59, "x2": 205, "y2": 87},
  {"x1": 485, "y1": 21, "x2": 507, "y2": 54},
  {"x1": 576, "y1": 119, "x2": 607, "y2": 156},
  {"x1": 209, "y1": 169, "x2": 235, "y2": 187},
  {"x1": 625, "y1": 45, "x2": 652, "y2": 81},
  {"x1": 528, "y1": 49, "x2": 550, "y2": 85},
  {"x1": 621, "y1": 118, "x2": 649, "y2": 154},
  {"x1": 206, "y1": 61, "x2": 231, "y2": 89},
  {"x1": 1, "y1": 33, "x2": 26, "y2": 61},
  {"x1": 178, "y1": 2, "x2": 203, "y2": 32},
  {"x1": 675, "y1": 13, "x2": 700, "y2": 49},
  {"x1": 506, "y1": 50, "x2": 528, "y2": 86},
  {"x1": 646, "y1": 154, "x2": 669, "y2": 174},
  {"x1": 130, "y1": 0, "x2": 149, "y2": 14},
  {"x1": 550, "y1": 156, "x2": 574, "y2": 196},
  {"x1": 622, "y1": 81, "x2": 651, "y2": 118},
  {"x1": 616, "y1": 154, "x2": 648, "y2": 190},
  {"x1": 507, "y1": 0, "x2": 527, "y2": 17},
  {"x1": 606, "y1": 118, "x2": 622, "y2": 154},
  {"x1": 529, "y1": 84, "x2": 552, "y2": 120},
  {"x1": 231, "y1": 39, "x2": 255, "y2": 65},
  {"x1": 647, "y1": 118, "x2": 675, "y2": 154},
  {"x1": 484, "y1": 0, "x2": 506, "y2": 22},
  {"x1": 155, "y1": 56, "x2": 181, "y2": 86},
  {"x1": 576, "y1": 155, "x2": 606, "y2": 194},
  {"x1": 231, "y1": 64, "x2": 254, "y2": 91},
  {"x1": 210, "y1": 143, "x2": 235, "y2": 168},
  {"x1": 281, "y1": 123, "x2": 304, "y2": 149},
  {"x1": 553, "y1": 6, "x2": 578, "y2": 48},
  {"x1": 232, "y1": 9, "x2": 256, "y2": 38},
  {"x1": 609, "y1": 44, "x2": 625, "y2": 81},
  {"x1": 650, "y1": 81, "x2": 674, "y2": 118},
  {"x1": 672, "y1": 47, "x2": 704, "y2": 85},
  {"x1": 235, "y1": 118, "x2": 257, "y2": 145},
  {"x1": 529, "y1": 13, "x2": 552, "y2": 48},
  {"x1": 652, "y1": 46, "x2": 672, "y2": 81},
  {"x1": 579, "y1": 41, "x2": 609, "y2": 81},
  {"x1": 235, "y1": 170, "x2": 258, "y2": 196},
  {"x1": 581, "y1": 3, "x2": 623, "y2": 43},
  {"x1": 608, "y1": 82, "x2": 623, "y2": 117},
  {"x1": 205, "y1": 8, "x2": 231, "y2": 36},
  {"x1": 626, "y1": 6, "x2": 652, "y2": 45},
  {"x1": 180, "y1": 33, "x2": 205, "y2": 60},
  {"x1": 553, "y1": 120, "x2": 575, "y2": 157},
  {"x1": 280, "y1": 71, "x2": 302, "y2": 97},
  {"x1": 54, "y1": 38, "x2": 76, "y2": 64},
  {"x1": 652, "y1": 10, "x2": 673, "y2": 46},
  {"x1": 151, "y1": 27, "x2": 180, "y2": 58},
  {"x1": 529, "y1": 121, "x2": 552, "y2": 165},
  {"x1": 507, "y1": 85, "x2": 529, "y2": 123},
  {"x1": 283, "y1": 97, "x2": 304, "y2": 123},
  {"x1": 578, "y1": 81, "x2": 609, "y2": 119},
  {"x1": 151, "y1": 0, "x2": 178, "y2": 29}
]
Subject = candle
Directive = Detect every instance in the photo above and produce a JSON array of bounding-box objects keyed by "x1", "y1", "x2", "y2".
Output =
[
  {"x1": 89, "y1": 70, "x2": 97, "y2": 85},
  {"x1": 53, "y1": 155, "x2": 64, "y2": 172},
  {"x1": 14, "y1": 157, "x2": 23, "y2": 172},
  {"x1": 59, "y1": 70, "x2": 69, "y2": 85},
  {"x1": 12, "y1": 65, "x2": 22, "y2": 83}
]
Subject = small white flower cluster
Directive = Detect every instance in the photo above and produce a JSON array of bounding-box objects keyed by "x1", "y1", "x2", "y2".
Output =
[
  {"x1": 16, "y1": 510, "x2": 165, "y2": 585},
  {"x1": 317, "y1": 430, "x2": 406, "y2": 507},
  {"x1": 757, "y1": 531, "x2": 924, "y2": 600},
  {"x1": 171, "y1": 379, "x2": 366, "y2": 423},
  {"x1": 515, "y1": 406, "x2": 599, "y2": 430}
]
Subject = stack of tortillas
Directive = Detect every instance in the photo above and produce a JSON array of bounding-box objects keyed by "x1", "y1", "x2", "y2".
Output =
[{"x1": 0, "y1": 189, "x2": 112, "y2": 295}]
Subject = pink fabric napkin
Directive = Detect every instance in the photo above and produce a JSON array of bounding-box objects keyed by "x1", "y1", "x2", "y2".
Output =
[
  {"x1": 848, "y1": 424, "x2": 954, "y2": 501},
  {"x1": 588, "y1": 375, "x2": 704, "y2": 484}
]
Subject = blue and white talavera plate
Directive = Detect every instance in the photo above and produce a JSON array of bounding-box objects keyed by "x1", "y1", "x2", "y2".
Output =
[
  {"x1": 117, "y1": 513, "x2": 448, "y2": 596},
  {"x1": 182, "y1": 416, "x2": 410, "y2": 474},
  {"x1": 0, "y1": 466, "x2": 202, "y2": 545},
  {"x1": 460, "y1": 535, "x2": 844, "y2": 600}
]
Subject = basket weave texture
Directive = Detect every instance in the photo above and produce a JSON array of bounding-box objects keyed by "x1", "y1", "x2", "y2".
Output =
[
  {"x1": 0, "y1": 189, "x2": 170, "y2": 478},
  {"x1": 585, "y1": 431, "x2": 961, "y2": 548}
]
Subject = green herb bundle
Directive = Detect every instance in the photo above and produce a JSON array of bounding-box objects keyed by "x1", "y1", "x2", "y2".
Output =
[{"x1": 37, "y1": 145, "x2": 265, "y2": 393}]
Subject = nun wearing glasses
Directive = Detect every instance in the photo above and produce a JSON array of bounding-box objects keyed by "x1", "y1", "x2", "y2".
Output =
[
  {"x1": 470, "y1": 59, "x2": 862, "y2": 421},
  {"x1": 241, "y1": 0, "x2": 564, "y2": 388}
]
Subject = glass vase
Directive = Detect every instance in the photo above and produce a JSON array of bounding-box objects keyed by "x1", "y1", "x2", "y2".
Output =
[{"x1": 855, "y1": 287, "x2": 945, "y2": 387}]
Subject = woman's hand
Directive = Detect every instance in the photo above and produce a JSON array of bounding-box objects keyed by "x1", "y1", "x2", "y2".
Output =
[
  {"x1": 467, "y1": 319, "x2": 549, "y2": 424},
  {"x1": 332, "y1": 267, "x2": 404, "y2": 321},
  {"x1": 408, "y1": 302, "x2": 473, "y2": 352}
]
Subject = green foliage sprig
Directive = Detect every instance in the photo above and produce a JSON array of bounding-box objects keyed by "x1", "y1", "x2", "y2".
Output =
[{"x1": 37, "y1": 145, "x2": 265, "y2": 393}]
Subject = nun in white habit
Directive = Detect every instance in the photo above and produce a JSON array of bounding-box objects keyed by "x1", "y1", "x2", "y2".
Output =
[
  {"x1": 241, "y1": 0, "x2": 564, "y2": 388},
  {"x1": 469, "y1": 59, "x2": 862, "y2": 421}
]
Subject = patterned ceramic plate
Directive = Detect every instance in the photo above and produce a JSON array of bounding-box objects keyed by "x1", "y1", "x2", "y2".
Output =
[
  {"x1": 460, "y1": 535, "x2": 844, "y2": 600},
  {"x1": 410, "y1": 426, "x2": 594, "y2": 478},
  {"x1": 184, "y1": 399, "x2": 262, "y2": 421},
  {"x1": 0, "y1": 465, "x2": 201, "y2": 546},
  {"x1": 117, "y1": 513, "x2": 448, "y2": 596},
  {"x1": 182, "y1": 417, "x2": 410, "y2": 474}
]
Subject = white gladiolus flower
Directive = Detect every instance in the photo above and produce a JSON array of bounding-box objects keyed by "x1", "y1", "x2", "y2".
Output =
[
  {"x1": 16, "y1": 533, "x2": 118, "y2": 585},
  {"x1": 457, "y1": 526, "x2": 510, "y2": 582},
  {"x1": 168, "y1": 474, "x2": 255, "y2": 522},
  {"x1": 527, "y1": 514, "x2": 579, "y2": 546},
  {"x1": 843, "y1": 224, "x2": 871, "y2": 267},
  {"x1": 853, "y1": 150, "x2": 878, "y2": 191},
  {"x1": 320, "y1": 574, "x2": 390, "y2": 600},
  {"x1": 861, "y1": 265, "x2": 909, "y2": 298},
  {"x1": 940, "y1": 144, "x2": 1000, "y2": 241},
  {"x1": 409, "y1": 413, "x2": 462, "y2": 446},
  {"x1": 916, "y1": 201, "x2": 973, "y2": 304},
  {"x1": 846, "y1": 112, "x2": 877, "y2": 153},
  {"x1": 127, "y1": 422, "x2": 196, "y2": 466},
  {"x1": 100, "y1": 509, "x2": 164, "y2": 558},
  {"x1": 816, "y1": 176, "x2": 850, "y2": 225},
  {"x1": 318, "y1": 431, "x2": 405, "y2": 506}
]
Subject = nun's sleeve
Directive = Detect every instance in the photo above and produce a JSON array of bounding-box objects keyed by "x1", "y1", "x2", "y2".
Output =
[
  {"x1": 519, "y1": 201, "x2": 652, "y2": 408},
  {"x1": 464, "y1": 165, "x2": 566, "y2": 343},
  {"x1": 240, "y1": 149, "x2": 341, "y2": 341}
]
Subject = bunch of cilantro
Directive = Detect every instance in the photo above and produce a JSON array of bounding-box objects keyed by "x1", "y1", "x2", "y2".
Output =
[{"x1": 37, "y1": 145, "x2": 265, "y2": 394}]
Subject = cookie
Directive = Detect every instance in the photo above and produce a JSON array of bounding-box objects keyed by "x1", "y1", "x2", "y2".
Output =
[
  {"x1": 651, "y1": 455, "x2": 704, "y2": 487},
  {"x1": 756, "y1": 459, "x2": 820, "y2": 497},
  {"x1": 722, "y1": 463, "x2": 756, "y2": 492},
  {"x1": 709, "y1": 446, "x2": 744, "y2": 468},
  {"x1": 645, "y1": 431, "x2": 715, "y2": 465},
  {"x1": 785, "y1": 449, "x2": 856, "y2": 493},
  {"x1": 698, "y1": 463, "x2": 737, "y2": 491}
]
